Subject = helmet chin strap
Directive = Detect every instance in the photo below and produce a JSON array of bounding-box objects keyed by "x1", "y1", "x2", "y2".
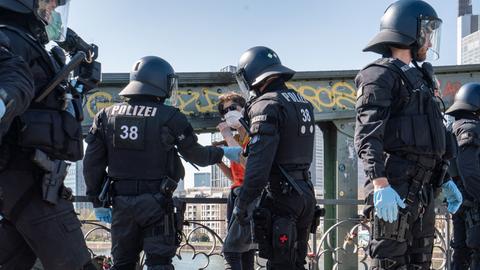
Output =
[{"x1": 28, "y1": 19, "x2": 49, "y2": 44}]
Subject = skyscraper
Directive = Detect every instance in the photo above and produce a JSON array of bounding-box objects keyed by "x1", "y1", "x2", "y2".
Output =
[
  {"x1": 457, "y1": 0, "x2": 480, "y2": 64},
  {"x1": 194, "y1": 172, "x2": 211, "y2": 187},
  {"x1": 211, "y1": 132, "x2": 231, "y2": 188},
  {"x1": 310, "y1": 126, "x2": 324, "y2": 198}
]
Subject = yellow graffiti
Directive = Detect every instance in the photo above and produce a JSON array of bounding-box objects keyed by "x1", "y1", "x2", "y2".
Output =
[
  {"x1": 83, "y1": 81, "x2": 357, "y2": 122},
  {"x1": 86, "y1": 91, "x2": 115, "y2": 117},
  {"x1": 286, "y1": 81, "x2": 356, "y2": 112},
  {"x1": 174, "y1": 88, "x2": 225, "y2": 115}
]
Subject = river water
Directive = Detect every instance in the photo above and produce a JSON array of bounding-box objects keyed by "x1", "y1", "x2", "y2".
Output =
[{"x1": 93, "y1": 248, "x2": 232, "y2": 269}]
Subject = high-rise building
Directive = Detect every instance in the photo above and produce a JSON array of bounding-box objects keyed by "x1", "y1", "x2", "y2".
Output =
[
  {"x1": 194, "y1": 172, "x2": 211, "y2": 187},
  {"x1": 64, "y1": 160, "x2": 91, "y2": 210},
  {"x1": 310, "y1": 126, "x2": 324, "y2": 198},
  {"x1": 211, "y1": 132, "x2": 231, "y2": 188},
  {"x1": 458, "y1": 0, "x2": 480, "y2": 64}
]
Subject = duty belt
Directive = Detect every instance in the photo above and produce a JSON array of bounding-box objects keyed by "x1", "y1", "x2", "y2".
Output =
[
  {"x1": 402, "y1": 153, "x2": 437, "y2": 170},
  {"x1": 271, "y1": 169, "x2": 310, "y2": 181},
  {"x1": 111, "y1": 179, "x2": 165, "y2": 196}
]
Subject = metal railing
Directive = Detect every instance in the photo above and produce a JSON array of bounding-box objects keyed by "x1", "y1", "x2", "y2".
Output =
[{"x1": 74, "y1": 197, "x2": 453, "y2": 270}]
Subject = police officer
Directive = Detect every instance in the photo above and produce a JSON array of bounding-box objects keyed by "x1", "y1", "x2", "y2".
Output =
[
  {"x1": 233, "y1": 46, "x2": 316, "y2": 270},
  {"x1": 355, "y1": 1, "x2": 463, "y2": 269},
  {"x1": 0, "y1": 1, "x2": 95, "y2": 269},
  {"x1": 83, "y1": 56, "x2": 228, "y2": 270},
  {"x1": 445, "y1": 82, "x2": 480, "y2": 270}
]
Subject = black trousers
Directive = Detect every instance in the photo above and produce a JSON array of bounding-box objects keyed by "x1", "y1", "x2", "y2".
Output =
[
  {"x1": 265, "y1": 180, "x2": 316, "y2": 270},
  {"x1": 225, "y1": 187, "x2": 256, "y2": 270},
  {"x1": 451, "y1": 206, "x2": 480, "y2": 270},
  {"x1": 110, "y1": 193, "x2": 176, "y2": 270},
  {"x1": 224, "y1": 250, "x2": 255, "y2": 270},
  {"x1": 0, "y1": 169, "x2": 91, "y2": 270},
  {"x1": 367, "y1": 157, "x2": 436, "y2": 270}
]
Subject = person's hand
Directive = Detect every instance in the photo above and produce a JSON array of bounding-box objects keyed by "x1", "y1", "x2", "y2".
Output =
[
  {"x1": 217, "y1": 122, "x2": 233, "y2": 139},
  {"x1": 374, "y1": 185, "x2": 406, "y2": 223},
  {"x1": 221, "y1": 146, "x2": 242, "y2": 163},
  {"x1": 94, "y1": 207, "x2": 112, "y2": 224},
  {"x1": 0, "y1": 99, "x2": 5, "y2": 121},
  {"x1": 442, "y1": 179, "x2": 463, "y2": 214}
]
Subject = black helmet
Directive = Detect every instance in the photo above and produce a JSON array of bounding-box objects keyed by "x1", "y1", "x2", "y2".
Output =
[
  {"x1": 0, "y1": 0, "x2": 71, "y2": 42},
  {"x1": 446, "y1": 83, "x2": 480, "y2": 115},
  {"x1": 235, "y1": 46, "x2": 295, "y2": 93},
  {"x1": 364, "y1": 0, "x2": 442, "y2": 60},
  {"x1": 119, "y1": 56, "x2": 178, "y2": 98}
]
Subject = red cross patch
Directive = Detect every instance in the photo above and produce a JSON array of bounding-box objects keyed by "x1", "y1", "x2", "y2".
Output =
[{"x1": 279, "y1": 234, "x2": 289, "y2": 245}]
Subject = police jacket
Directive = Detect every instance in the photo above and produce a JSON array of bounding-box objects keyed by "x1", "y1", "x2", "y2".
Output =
[
  {"x1": 0, "y1": 30, "x2": 34, "y2": 140},
  {"x1": 83, "y1": 97, "x2": 224, "y2": 206},
  {"x1": 354, "y1": 58, "x2": 447, "y2": 185},
  {"x1": 0, "y1": 17, "x2": 83, "y2": 162},
  {"x1": 452, "y1": 116, "x2": 480, "y2": 201},
  {"x1": 237, "y1": 82, "x2": 315, "y2": 206}
]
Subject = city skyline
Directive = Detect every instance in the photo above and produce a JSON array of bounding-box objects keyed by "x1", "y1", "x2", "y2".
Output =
[{"x1": 458, "y1": 0, "x2": 480, "y2": 63}]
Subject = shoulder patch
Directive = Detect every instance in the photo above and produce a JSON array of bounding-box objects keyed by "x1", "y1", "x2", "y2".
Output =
[{"x1": 251, "y1": 114, "x2": 267, "y2": 124}]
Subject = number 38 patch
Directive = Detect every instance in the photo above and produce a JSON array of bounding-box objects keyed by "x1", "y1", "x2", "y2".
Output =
[
  {"x1": 114, "y1": 116, "x2": 146, "y2": 150},
  {"x1": 295, "y1": 104, "x2": 314, "y2": 136}
]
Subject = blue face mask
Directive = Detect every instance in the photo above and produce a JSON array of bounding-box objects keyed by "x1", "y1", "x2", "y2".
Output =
[{"x1": 45, "y1": 10, "x2": 63, "y2": 41}]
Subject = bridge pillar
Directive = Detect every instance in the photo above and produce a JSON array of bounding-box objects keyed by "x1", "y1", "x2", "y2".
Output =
[{"x1": 319, "y1": 119, "x2": 358, "y2": 270}]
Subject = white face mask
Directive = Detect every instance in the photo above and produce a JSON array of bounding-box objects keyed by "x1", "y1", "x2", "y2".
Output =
[{"x1": 225, "y1": 110, "x2": 243, "y2": 129}]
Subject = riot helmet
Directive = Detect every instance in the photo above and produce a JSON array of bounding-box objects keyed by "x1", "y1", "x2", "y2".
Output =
[
  {"x1": 363, "y1": 0, "x2": 442, "y2": 61},
  {"x1": 0, "y1": 0, "x2": 70, "y2": 42},
  {"x1": 119, "y1": 56, "x2": 178, "y2": 99},
  {"x1": 235, "y1": 46, "x2": 295, "y2": 93},
  {"x1": 446, "y1": 83, "x2": 480, "y2": 115}
]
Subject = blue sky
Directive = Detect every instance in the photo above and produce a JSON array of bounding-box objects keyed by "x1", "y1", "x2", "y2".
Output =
[
  {"x1": 69, "y1": 0, "x2": 463, "y2": 73},
  {"x1": 69, "y1": 1, "x2": 473, "y2": 187}
]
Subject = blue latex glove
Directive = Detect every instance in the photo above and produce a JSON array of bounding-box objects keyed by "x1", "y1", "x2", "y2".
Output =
[
  {"x1": 442, "y1": 180, "x2": 463, "y2": 214},
  {"x1": 0, "y1": 99, "x2": 5, "y2": 121},
  {"x1": 94, "y1": 207, "x2": 112, "y2": 223},
  {"x1": 221, "y1": 146, "x2": 242, "y2": 163},
  {"x1": 374, "y1": 186, "x2": 406, "y2": 223}
]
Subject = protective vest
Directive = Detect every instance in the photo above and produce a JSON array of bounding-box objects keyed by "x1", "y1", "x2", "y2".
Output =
[
  {"x1": 248, "y1": 88, "x2": 315, "y2": 166},
  {"x1": 101, "y1": 100, "x2": 177, "y2": 180},
  {"x1": 366, "y1": 58, "x2": 446, "y2": 159},
  {"x1": 1, "y1": 25, "x2": 83, "y2": 161}
]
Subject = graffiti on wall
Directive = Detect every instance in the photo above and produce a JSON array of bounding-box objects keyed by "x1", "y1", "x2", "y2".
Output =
[
  {"x1": 286, "y1": 81, "x2": 356, "y2": 112},
  {"x1": 84, "y1": 80, "x2": 358, "y2": 120},
  {"x1": 83, "y1": 77, "x2": 473, "y2": 123}
]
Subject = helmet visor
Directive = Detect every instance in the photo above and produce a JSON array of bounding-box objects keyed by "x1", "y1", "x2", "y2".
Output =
[
  {"x1": 38, "y1": 0, "x2": 70, "y2": 42},
  {"x1": 419, "y1": 18, "x2": 442, "y2": 61},
  {"x1": 235, "y1": 68, "x2": 250, "y2": 94}
]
